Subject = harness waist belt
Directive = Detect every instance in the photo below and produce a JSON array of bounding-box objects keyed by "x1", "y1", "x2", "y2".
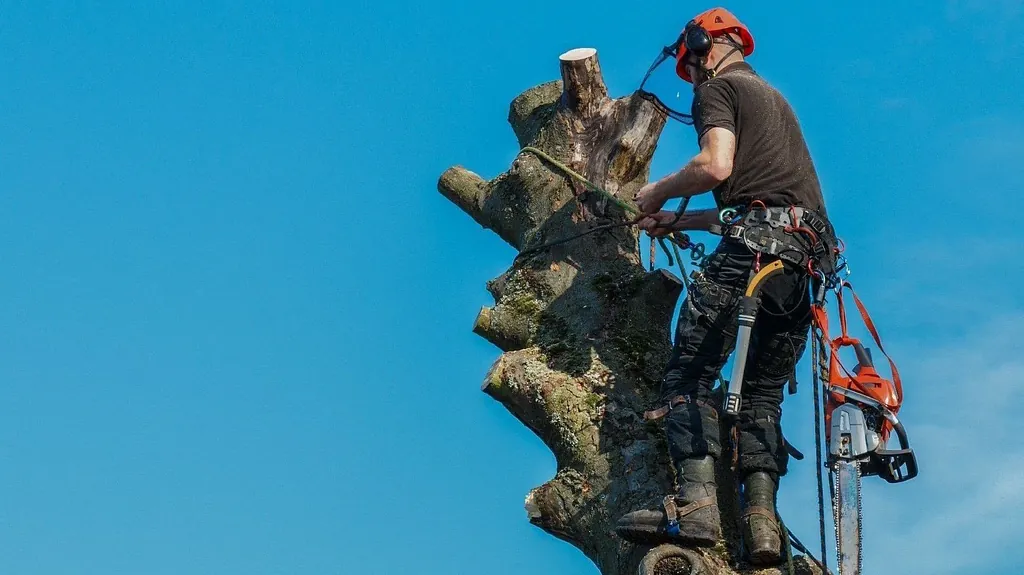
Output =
[{"x1": 709, "y1": 206, "x2": 839, "y2": 275}]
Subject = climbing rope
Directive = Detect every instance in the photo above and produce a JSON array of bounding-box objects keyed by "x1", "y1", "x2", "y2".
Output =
[
  {"x1": 785, "y1": 524, "x2": 830, "y2": 575},
  {"x1": 520, "y1": 146, "x2": 635, "y2": 213},
  {"x1": 778, "y1": 515, "x2": 796, "y2": 575},
  {"x1": 811, "y1": 314, "x2": 830, "y2": 575},
  {"x1": 516, "y1": 146, "x2": 706, "y2": 276},
  {"x1": 517, "y1": 215, "x2": 645, "y2": 257}
]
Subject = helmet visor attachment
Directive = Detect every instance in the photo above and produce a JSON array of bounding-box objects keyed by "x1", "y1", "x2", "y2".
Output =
[{"x1": 636, "y1": 33, "x2": 695, "y2": 125}]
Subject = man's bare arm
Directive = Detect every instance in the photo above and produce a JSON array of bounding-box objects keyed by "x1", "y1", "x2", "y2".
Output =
[
  {"x1": 675, "y1": 208, "x2": 722, "y2": 231},
  {"x1": 634, "y1": 127, "x2": 736, "y2": 213},
  {"x1": 660, "y1": 127, "x2": 735, "y2": 199}
]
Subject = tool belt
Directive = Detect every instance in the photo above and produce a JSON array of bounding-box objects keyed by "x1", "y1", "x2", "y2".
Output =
[{"x1": 709, "y1": 206, "x2": 839, "y2": 277}]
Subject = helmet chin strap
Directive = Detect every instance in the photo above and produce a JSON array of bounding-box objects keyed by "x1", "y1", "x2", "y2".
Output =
[{"x1": 696, "y1": 37, "x2": 745, "y2": 82}]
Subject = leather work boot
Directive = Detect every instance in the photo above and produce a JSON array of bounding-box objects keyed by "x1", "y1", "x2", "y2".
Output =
[
  {"x1": 615, "y1": 456, "x2": 721, "y2": 546},
  {"x1": 742, "y1": 471, "x2": 783, "y2": 565}
]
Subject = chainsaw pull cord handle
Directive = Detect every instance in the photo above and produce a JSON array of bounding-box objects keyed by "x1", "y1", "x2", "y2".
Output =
[
  {"x1": 836, "y1": 282, "x2": 903, "y2": 403},
  {"x1": 853, "y1": 342, "x2": 873, "y2": 369}
]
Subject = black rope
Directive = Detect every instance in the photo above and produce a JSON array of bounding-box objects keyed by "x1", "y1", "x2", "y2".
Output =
[
  {"x1": 517, "y1": 216, "x2": 703, "y2": 268},
  {"x1": 517, "y1": 218, "x2": 640, "y2": 258},
  {"x1": 812, "y1": 312, "x2": 830, "y2": 575},
  {"x1": 786, "y1": 526, "x2": 830, "y2": 575},
  {"x1": 638, "y1": 90, "x2": 695, "y2": 125}
]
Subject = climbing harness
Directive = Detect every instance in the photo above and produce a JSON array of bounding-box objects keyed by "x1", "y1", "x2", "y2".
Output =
[
  {"x1": 715, "y1": 200, "x2": 918, "y2": 574},
  {"x1": 709, "y1": 205, "x2": 841, "y2": 279},
  {"x1": 712, "y1": 203, "x2": 839, "y2": 416}
]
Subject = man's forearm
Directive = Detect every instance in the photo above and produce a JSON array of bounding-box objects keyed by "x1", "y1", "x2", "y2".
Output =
[
  {"x1": 674, "y1": 208, "x2": 721, "y2": 232},
  {"x1": 655, "y1": 151, "x2": 724, "y2": 202}
]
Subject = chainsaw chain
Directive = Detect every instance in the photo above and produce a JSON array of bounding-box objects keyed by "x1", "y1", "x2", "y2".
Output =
[
  {"x1": 831, "y1": 463, "x2": 839, "y2": 569},
  {"x1": 831, "y1": 460, "x2": 863, "y2": 575},
  {"x1": 856, "y1": 462, "x2": 863, "y2": 571}
]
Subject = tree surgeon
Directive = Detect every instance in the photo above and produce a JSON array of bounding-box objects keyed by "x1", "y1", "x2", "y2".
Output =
[{"x1": 615, "y1": 7, "x2": 838, "y2": 566}]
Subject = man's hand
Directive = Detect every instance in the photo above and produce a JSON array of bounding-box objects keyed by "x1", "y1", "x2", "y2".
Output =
[
  {"x1": 634, "y1": 181, "x2": 667, "y2": 214},
  {"x1": 638, "y1": 210, "x2": 681, "y2": 237}
]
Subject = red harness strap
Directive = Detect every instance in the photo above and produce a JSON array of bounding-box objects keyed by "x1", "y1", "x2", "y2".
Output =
[
  {"x1": 840, "y1": 282, "x2": 902, "y2": 403},
  {"x1": 811, "y1": 281, "x2": 903, "y2": 442}
]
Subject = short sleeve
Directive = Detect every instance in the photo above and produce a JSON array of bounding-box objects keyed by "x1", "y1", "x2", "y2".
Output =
[{"x1": 692, "y1": 79, "x2": 736, "y2": 140}]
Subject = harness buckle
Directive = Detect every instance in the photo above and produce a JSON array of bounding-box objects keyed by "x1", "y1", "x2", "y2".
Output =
[{"x1": 663, "y1": 495, "x2": 680, "y2": 535}]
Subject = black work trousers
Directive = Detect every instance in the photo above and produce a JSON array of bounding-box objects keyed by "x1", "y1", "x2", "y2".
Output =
[{"x1": 661, "y1": 237, "x2": 812, "y2": 480}]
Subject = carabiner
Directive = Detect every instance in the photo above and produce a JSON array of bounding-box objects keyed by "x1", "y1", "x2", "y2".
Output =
[
  {"x1": 689, "y1": 242, "x2": 706, "y2": 261},
  {"x1": 836, "y1": 256, "x2": 852, "y2": 280},
  {"x1": 718, "y1": 206, "x2": 744, "y2": 225}
]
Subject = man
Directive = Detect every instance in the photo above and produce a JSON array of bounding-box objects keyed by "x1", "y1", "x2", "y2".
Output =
[{"x1": 615, "y1": 7, "x2": 835, "y2": 566}]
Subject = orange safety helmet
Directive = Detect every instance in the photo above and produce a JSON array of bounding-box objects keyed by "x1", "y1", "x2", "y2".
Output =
[{"x1": 675, "y1": 7, "x2": 755, "y2": 83}]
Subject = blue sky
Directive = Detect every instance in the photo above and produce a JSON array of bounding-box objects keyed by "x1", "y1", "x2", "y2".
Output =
[{"x1": 1, "y1": 1, "x2": 1022, "y2": 574}]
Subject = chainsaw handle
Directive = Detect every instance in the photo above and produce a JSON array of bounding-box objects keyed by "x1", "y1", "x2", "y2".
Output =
[
  {"x1": 878, "y1": 417, "x2": 919, "y2": 483},
  {"x1": 892, "y1": 418, "x2": 910, "y2": 451}
]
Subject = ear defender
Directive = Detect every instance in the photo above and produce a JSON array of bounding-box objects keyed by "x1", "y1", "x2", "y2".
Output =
[{"x1": 683, "y1": 20, "x2": 713, "y2": 59}]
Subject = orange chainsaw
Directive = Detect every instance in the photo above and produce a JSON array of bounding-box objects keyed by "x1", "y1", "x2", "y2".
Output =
[{"x1": 811, "y1": 281, "x2": 918, "y2": 575}]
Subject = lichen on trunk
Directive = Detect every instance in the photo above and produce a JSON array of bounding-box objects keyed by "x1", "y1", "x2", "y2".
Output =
[{"x1": 438, "y1": 47, "x2": 822, "y2": 575}]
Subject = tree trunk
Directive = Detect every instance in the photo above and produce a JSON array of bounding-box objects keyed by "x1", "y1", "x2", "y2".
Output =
[{"x1": 438, "y1": 48, "x2": 822, "y2": 575}]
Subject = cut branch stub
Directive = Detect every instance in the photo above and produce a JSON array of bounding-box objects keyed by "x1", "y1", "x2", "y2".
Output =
[
  {"x1": 473, "y1": 305, "x2": 531, "y2": 352},
  {"x1": 559, "y1": 48, "x2": 609, "y2": 119},
  {"x1": 437, "y1": 166, "x2": 487, "y2": 228}
]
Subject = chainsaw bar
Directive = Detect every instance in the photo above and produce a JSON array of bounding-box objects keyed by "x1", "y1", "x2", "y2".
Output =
[
  {"x1": 832, "y1": 460, "x2": 862, "y2": 574},
  {"x1": 829, "y1": 403, "x2": 871, "y2": 574}
]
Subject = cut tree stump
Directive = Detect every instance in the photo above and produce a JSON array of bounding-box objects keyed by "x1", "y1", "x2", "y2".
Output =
[{"x1": 438, "y1": 47, "x2": 823, "y2": 575}]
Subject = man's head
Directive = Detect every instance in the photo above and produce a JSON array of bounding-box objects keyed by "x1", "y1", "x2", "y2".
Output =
[{"x1": 674, "y1": 7, "x2": 754, "y2": 85}]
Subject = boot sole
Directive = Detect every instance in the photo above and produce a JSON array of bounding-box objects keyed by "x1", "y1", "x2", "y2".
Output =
[{"x1": 748, "y1": 541, "x2": 783, "y2": 566}]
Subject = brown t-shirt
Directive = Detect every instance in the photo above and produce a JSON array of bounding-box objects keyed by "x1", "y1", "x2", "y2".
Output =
[{"x1": 692, "y1": 62, "x2": 827, "y2": 216}]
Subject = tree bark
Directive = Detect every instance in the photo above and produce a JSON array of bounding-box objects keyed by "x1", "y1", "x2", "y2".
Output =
[{"x1": 438, "y1": 48, "x2": 822, "y2": 575}]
